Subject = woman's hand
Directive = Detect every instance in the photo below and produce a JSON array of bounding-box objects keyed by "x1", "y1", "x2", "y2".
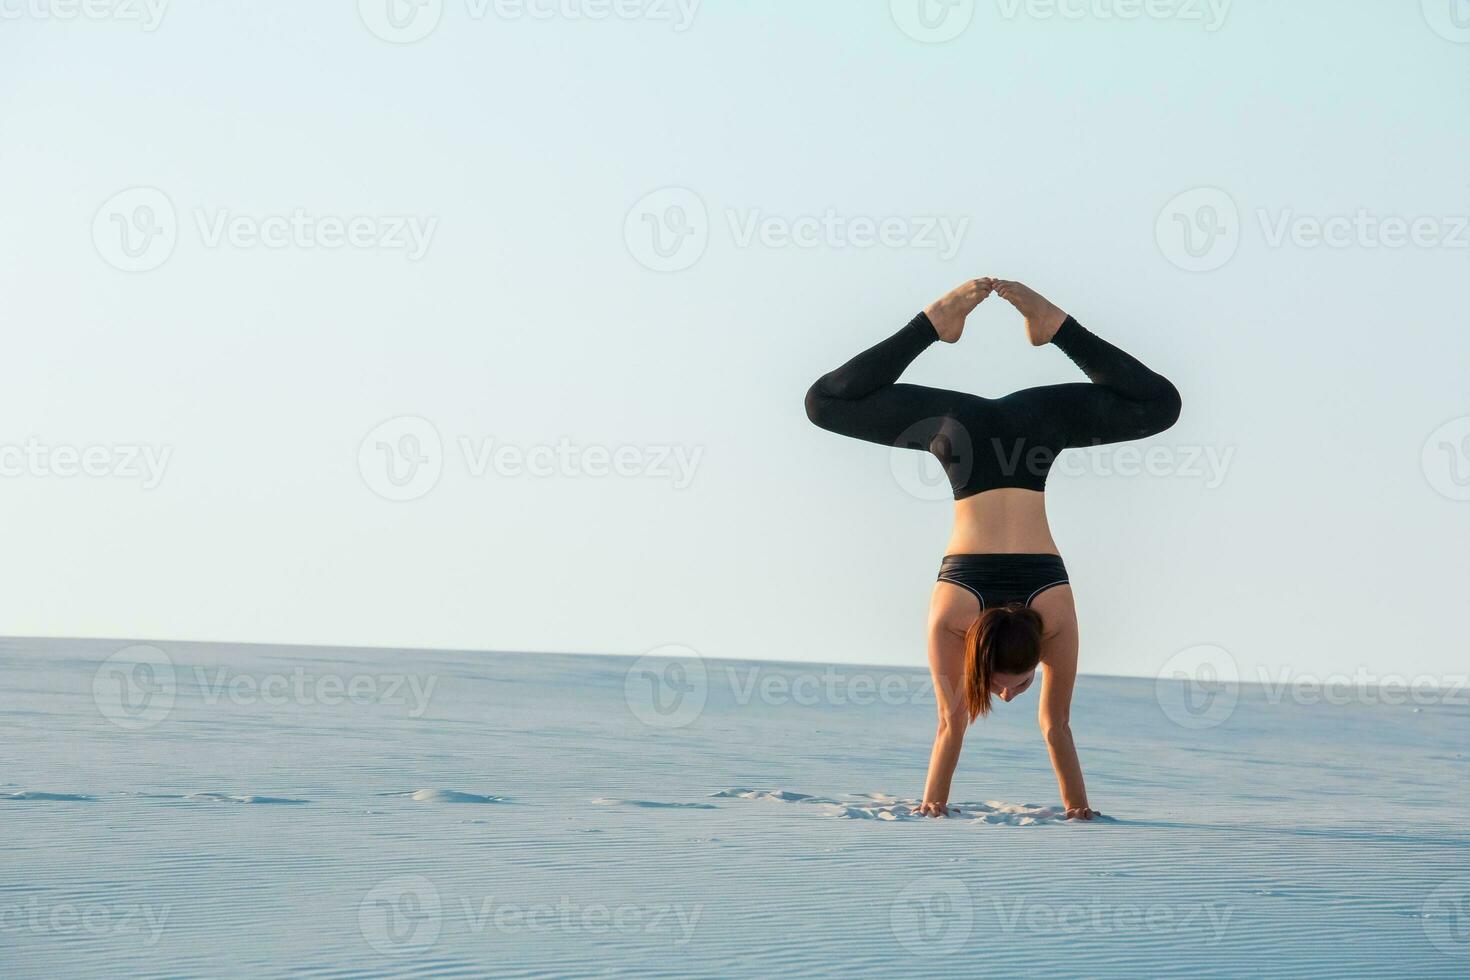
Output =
[
  {"x1": 912, "y1": 801, "x2": 955, "y2": 818},
  {"x1": 1064, "y1": 806, "x2": 1099, "y2": 821}
]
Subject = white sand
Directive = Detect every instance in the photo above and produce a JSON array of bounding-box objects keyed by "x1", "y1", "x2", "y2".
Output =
[{"x1": 2, "y1": 637, "x2": 1468, "y2": 977}]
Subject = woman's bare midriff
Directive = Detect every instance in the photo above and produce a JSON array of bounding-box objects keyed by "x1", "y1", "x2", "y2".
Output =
[{"x1": 945, "y1": 488, "x2": 1059, "y2": 556}]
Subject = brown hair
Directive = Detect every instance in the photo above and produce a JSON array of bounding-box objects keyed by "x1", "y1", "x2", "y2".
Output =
[{"x1": 965, "y1": 602, "x2": 1044, "y2": 721}]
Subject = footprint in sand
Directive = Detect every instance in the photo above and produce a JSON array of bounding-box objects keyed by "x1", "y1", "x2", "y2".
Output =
[
  {"x1": 710, "y1": 788, "x2": 1109, "y2": 826},
  {"x1": 591, "y1": 798, "x2": 718, "y2": 810},
  {"x1": 385, "y1": 789, "x2": 511, "y2": 804},
  {"x1": 0, "y1": 791, "x2": 96, "y2": 802}
]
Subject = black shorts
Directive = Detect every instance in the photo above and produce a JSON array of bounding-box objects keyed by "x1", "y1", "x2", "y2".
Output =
[{"x1": 937, "y1": 554, "x2": 1070, "y2": 610}]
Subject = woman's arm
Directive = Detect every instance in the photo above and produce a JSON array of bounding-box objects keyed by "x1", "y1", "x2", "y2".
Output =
[
  {"x1": 920, "y1": 708, "x2": 967, "y2": 816},
  {"x1": 915, "y1": 586, "x2": 973, "y2": 817},
  {"x1": 1035, "y1": 599, "x2": 1095, "y2": 819}
]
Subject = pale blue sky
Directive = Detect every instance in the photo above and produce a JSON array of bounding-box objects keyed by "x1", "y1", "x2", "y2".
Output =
[{"x1": 1, "y1": 0, "x2": 1466, "y2": 683}]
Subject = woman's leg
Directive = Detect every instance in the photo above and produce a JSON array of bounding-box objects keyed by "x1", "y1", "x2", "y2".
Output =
[
  {"x1": 1052, "y1": 318, "x2": 1180, "y2": 407},
  {"x1": 803, "y1": 281, "x2": 992, "y2": 447},
  {"x1": 803, "y1": 317, "x2": 946, "y2": 447},
  {"x1": 994, "y1": 281, "x2": 1182, "y2": 447}
]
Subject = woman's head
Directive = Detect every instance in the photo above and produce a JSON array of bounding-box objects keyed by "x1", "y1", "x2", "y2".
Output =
[{"x1": 965, "y1": 602, "x2": 1044, "y2": 720}]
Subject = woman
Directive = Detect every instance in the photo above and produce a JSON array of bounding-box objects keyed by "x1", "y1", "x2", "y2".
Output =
[{"x1": 804, "y1": 279, "x2": 1181, "y2": 820}]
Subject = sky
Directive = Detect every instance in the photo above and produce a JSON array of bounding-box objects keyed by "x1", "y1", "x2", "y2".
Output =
[{"x1": 0, "y1": 0, "x2": 1466, "y2": 687}]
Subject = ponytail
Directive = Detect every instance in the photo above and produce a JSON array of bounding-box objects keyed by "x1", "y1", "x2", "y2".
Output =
[{"x1": 964, "y1": 602, "x2": 1044, "y2": 720}]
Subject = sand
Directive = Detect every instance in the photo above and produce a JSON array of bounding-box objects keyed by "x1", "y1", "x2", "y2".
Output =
[{"x1": 2, "y1": 637, "x2": 1467, "y2": 977}]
